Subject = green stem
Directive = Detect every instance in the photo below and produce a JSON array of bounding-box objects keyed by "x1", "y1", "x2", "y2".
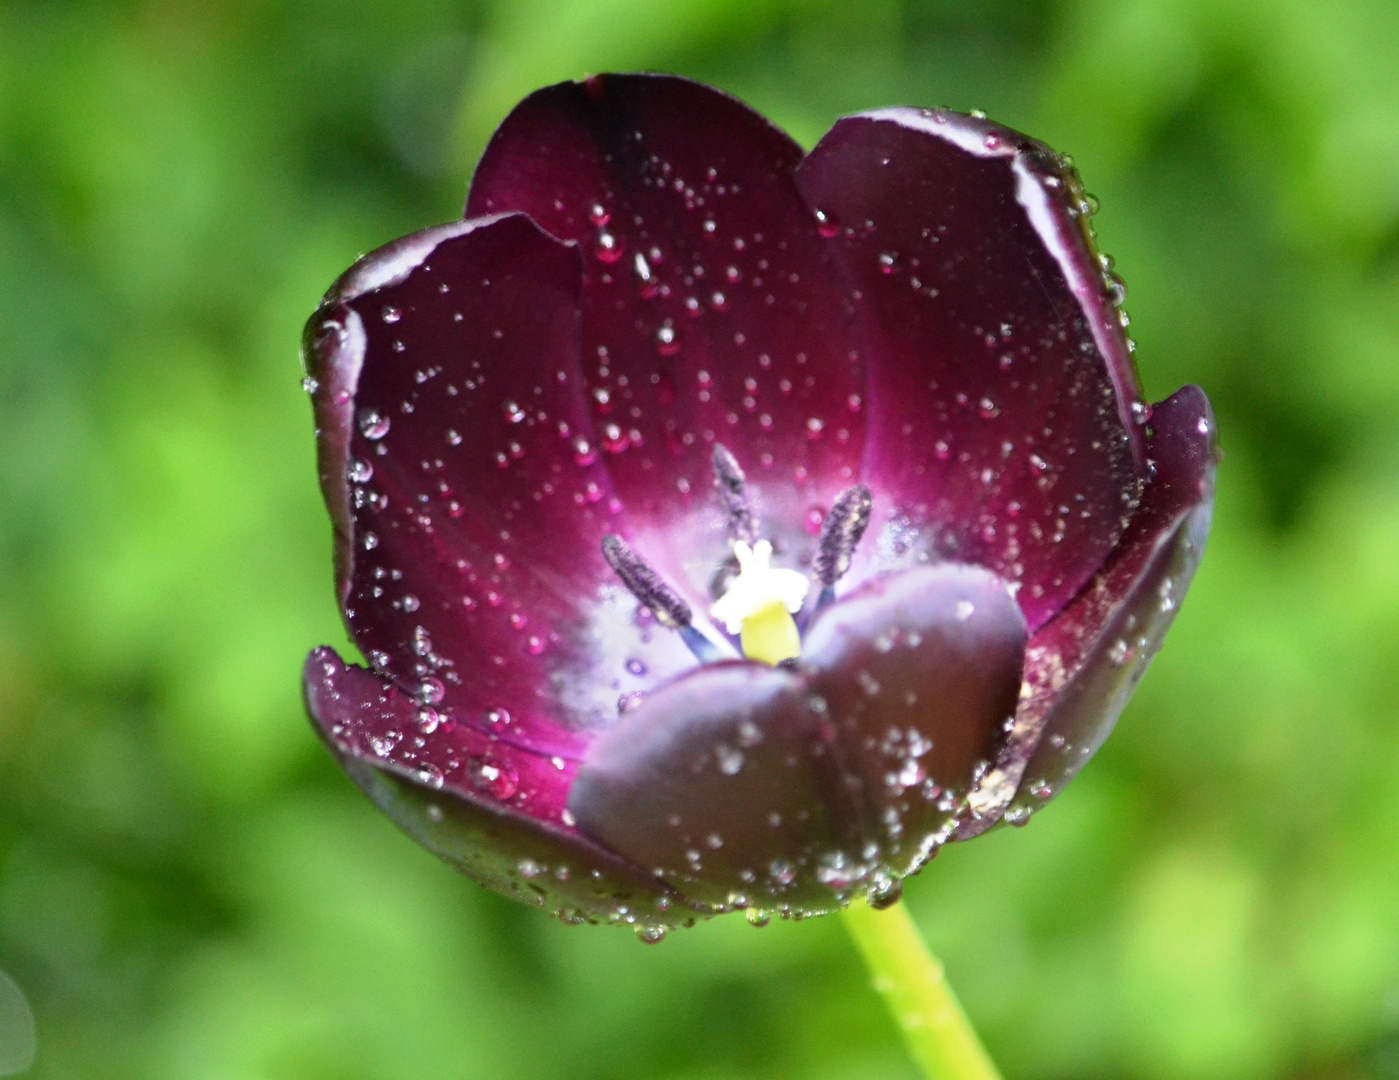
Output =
[{"x1": 840, "y1": 899, "x2": 1004, "y2": 1080}]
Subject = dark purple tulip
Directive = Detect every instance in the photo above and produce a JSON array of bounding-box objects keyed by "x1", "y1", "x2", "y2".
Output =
[{"x1": 301, "y1": 74, "x2": 1216, "y2": 935}]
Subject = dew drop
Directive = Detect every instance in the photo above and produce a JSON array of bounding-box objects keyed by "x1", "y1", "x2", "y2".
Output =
[
  {"x1": 413, "y1": 762, "x2": 445, "y2": 789},
  {"x1": 357, "y1": 408, "x2": 391, "y2": 440},
  {"x1": 715, "y1": 744, "x2": 744, "y2": 775},
  {"x1": 465, "y1": 753, "x2": 519, "y2": 799},
  {"x1": 347, "y1": 457, "x2": 374, "y2": 483},
  {"x1": 655, "y1": 323, "x2": 681, "y2": 356},
  {"x1": 381, "y1": 305, "x2": 402, "y2": 323},
  {"x1": 594, "y1": 230, "x2": 623, "y2": 263},
  {"x1": 601, "y1": 424, "x2": 629, "y2": 453},
  {"x1": 572, "y1": 437, "x2": 598, "y2": 466},
  {"x1": 502, "y1": 400, "x2": 526, "y2": 424}
]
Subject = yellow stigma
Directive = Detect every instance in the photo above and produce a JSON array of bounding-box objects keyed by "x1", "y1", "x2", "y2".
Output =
[{"x1": 710, "y1": 540, "x2": 808, "y2": 666}]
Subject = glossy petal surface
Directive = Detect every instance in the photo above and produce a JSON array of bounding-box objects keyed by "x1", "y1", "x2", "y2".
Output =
[
  {"x1": 301, "y1": 75, "x2": 1215, "y2": 927},
  {"x1": 569, "y1": 563, "x2": 1025, "y2": 911},
  {"x1": 959, "y1": 385, "x2": 1216, "y2": 836},
  {"x1": 304, "y1": 648, "x2": 685, "y2": 926},
  {"x1": 797, "y1": 109, "x2": 1145, "y2": 631},
  {"x1": 467, "y1": 74, "x2": 867, "y2": 599},
  {"x1": 304, "y1": 213, "x2": 698, "y2": 759}
]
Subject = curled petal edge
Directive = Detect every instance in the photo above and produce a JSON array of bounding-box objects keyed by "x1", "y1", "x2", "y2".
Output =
[
  {"x1": 957, "y1": 385, "x2": 1218, "y2": 838},
  {"x1": 300, "y1": 213, "x2": 536, "y2": 613},
  {"x1": 303, "y1": 647, "x2": 690, "y2": 928}
]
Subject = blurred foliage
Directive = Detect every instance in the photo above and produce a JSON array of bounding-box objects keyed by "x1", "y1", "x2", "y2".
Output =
[{"x1": 1, "y1": 0, "x2": 1398, "y2": 1078}]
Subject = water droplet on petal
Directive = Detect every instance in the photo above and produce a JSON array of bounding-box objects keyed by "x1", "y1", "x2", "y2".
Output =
[
  {"x1": 716, "y1": 744, "x2": 744, "y2": 775},
  {"x1": 357, "y1": 408, "x2": 390, "y2": 440},
  {"x1": 465, "y1": 753, "x2": 519, "y2": 799},
  {"x1": 655, "y1": 323, "x2": 681, "y2": 357},
  {"x1": 594, "y1": 230, "x2": 623, "y2": 263}
]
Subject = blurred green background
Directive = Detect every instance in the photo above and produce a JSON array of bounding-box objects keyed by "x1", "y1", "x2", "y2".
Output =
[{"x1": 2, "y1": 0, "x2": 1398, "y2": 1077}]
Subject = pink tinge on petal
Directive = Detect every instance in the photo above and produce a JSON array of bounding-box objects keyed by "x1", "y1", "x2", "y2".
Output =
[
  {"x1": 467, "y1": 74, "x2": 867, "y2": 599},
  {"x1": 304, "y1": 214, "x2": 698, "y2": 760},
  {"x1": 957, "y1": 385, "x2": 1217, "y2": 837},
  {"x1": 304, "y1": 647, "x2": 687, "y2": 925},
  {"x1": 797, "y1": 109, "x2": 1147, "y2": 631},
  {"x1": 304, "y1": 646, "x2": 576, "y2": 825}
]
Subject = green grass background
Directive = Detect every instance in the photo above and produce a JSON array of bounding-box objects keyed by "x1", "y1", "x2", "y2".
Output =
[{"x1": 2, "y1": 1, "x2": 1398, "y2": 1077}]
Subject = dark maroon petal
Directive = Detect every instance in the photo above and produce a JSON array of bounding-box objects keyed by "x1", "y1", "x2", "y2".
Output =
[
  {"x1": 569, "y1": 563, "x2": 1025, "y2": 913},
  {"x1": 956, "y1": 385, "x2": 1217, "y2": 837},
  {"x1": 568, "y1": 661, "x2": 842, "y2": 912},
  {"x1": 305, "y1": 647, "x2": 689, "y2": 928},
  {"x1": 467, "y1": 74, "x2": 867, "y2": 596},
  {"x1": 802, "y1": 563, "x2": 1027, "y2": 872},
  {"x1": 796, "y1": 109, "x2": 1147, "y2": 631},
  {"x1": 304, "y1": 213, "x2": 701, "y2": 759}
]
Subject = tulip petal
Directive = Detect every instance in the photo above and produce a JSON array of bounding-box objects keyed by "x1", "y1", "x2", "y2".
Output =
[
  {"x1": 797, "y1": 109, "x2": 1146, "y2": 631},
  {"x1": 303, "y1": 213, "x2": 699, "y2": 759},
  {"x1": 569, "y1": 563, "x2": 1025, "y2": 911},
  {"x1": 802, "y1": 563, "x2": 1027, "y2": 873},
  {"x1": 304, "y1": 647, "x2": 689, "y2": 927},
  {"x1": 957, "y1": 385, "x2": 1217, "y2": 837},
  {"x1": 467, "y1": 74, "x2": 867, "y2": 598}
]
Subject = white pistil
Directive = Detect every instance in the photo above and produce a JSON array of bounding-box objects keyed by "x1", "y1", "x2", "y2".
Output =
[{"x1": 710, "y1": 540, "x2": 809, "y2": 666}]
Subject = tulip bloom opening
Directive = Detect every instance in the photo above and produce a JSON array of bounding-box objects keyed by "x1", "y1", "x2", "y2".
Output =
[{"x1": 301, "y1": 73, "x2": 1216, "y2": 940}]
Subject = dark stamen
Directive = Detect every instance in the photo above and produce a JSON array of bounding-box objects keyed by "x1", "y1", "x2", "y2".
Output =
[
  {"x1": 711, "y1": 443, "x2": 758, "y2": 545},
  {"x1": 601, "y1": 534, "x2": 719, "y2": 662},
  {"x1": 813, "y1": 484, "x2": 873, "y2": 609}
]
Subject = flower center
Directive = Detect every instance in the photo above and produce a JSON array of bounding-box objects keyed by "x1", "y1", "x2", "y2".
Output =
[
  {"x1": 709, "y1": 539, "x2": 809, "y2": 666},
  {"x1": 601, "y1": 445, "x2": 873, "y2": 672}
]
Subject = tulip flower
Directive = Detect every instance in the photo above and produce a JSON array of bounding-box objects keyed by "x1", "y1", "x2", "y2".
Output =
[{"x1": 301, "y1": 73, "x2": 1216, "y2": 941}]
